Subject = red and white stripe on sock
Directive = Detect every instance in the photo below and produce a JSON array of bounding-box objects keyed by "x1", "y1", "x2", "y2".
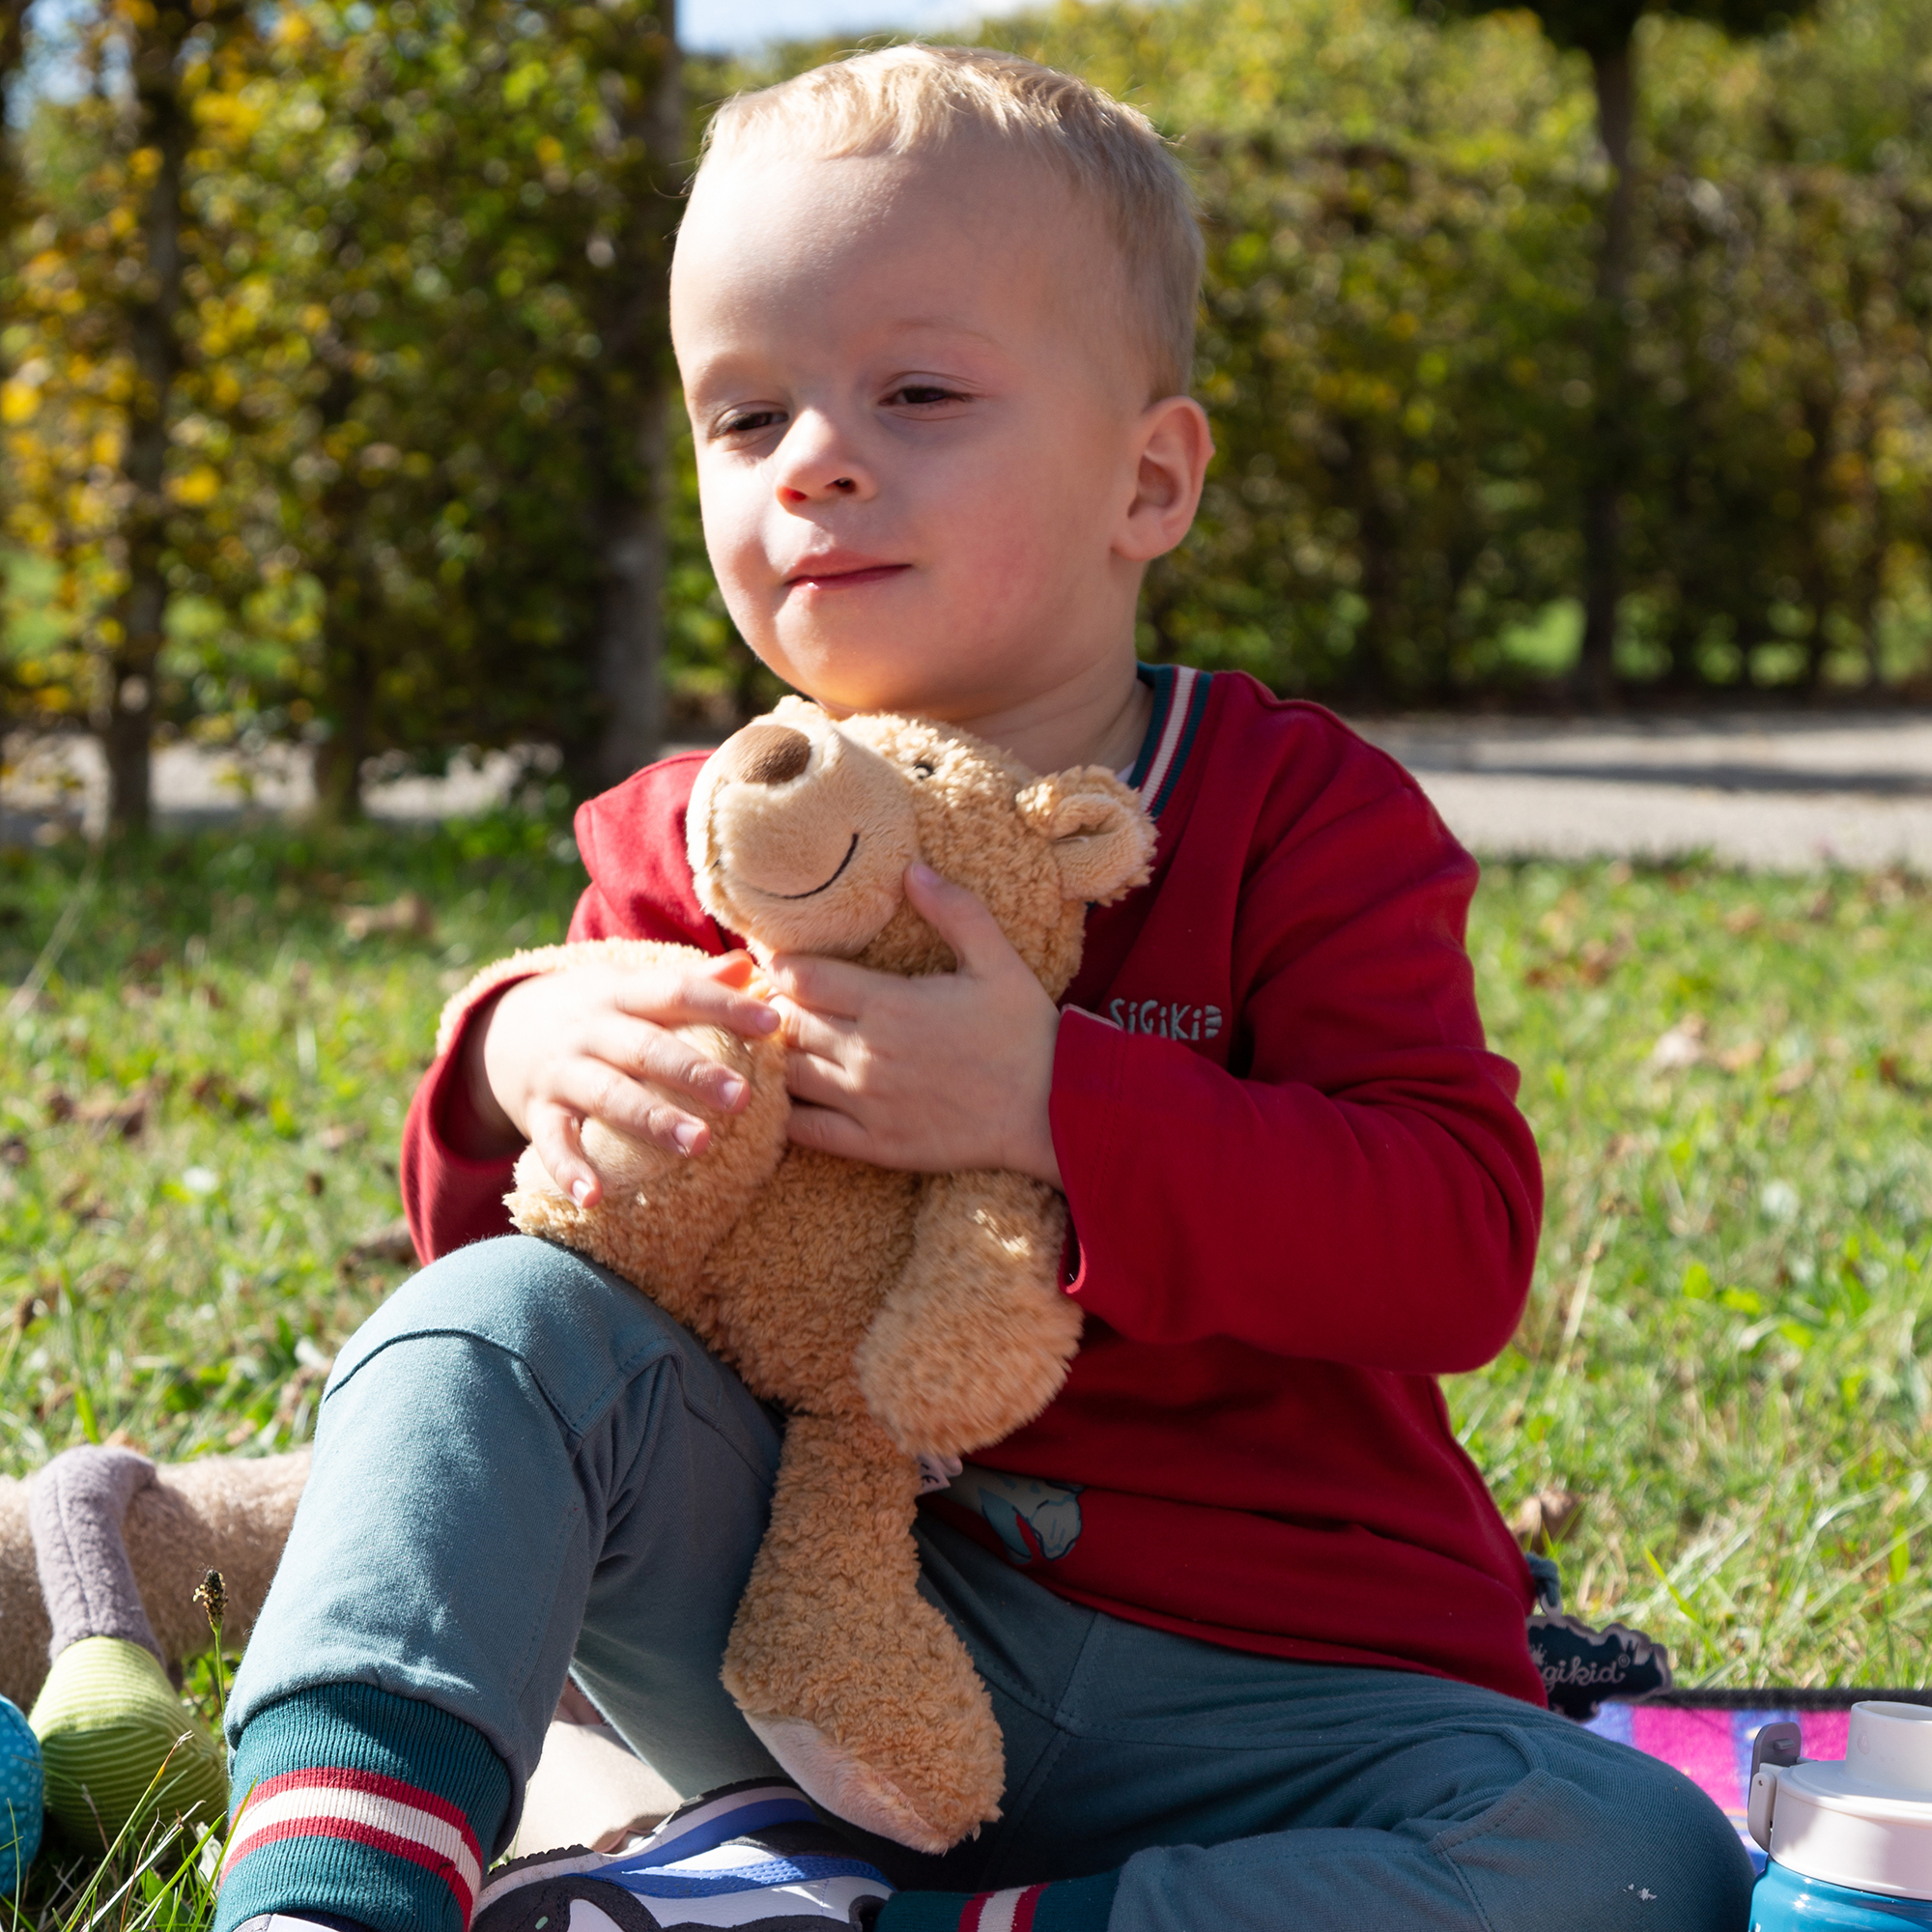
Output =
[
  {"x1": 961, "y1": 1885, "x2": 1049, "y2": 1932},
  {"x1": 220, "y1": 1766, "x2": 485, "y2": 1922}
]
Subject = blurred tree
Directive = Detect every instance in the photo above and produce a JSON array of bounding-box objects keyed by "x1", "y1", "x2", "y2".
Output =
[
  {"x1": 190, "y1": 0, "x2": 687, "y2": 815},
  {"x1": 1, "y1": 1, "x2": 255, "y2": 837},
  {"x1": 1431, "y1": 0, "x2": 1822, "y2": 704},
  {"x1": 0, "y1": 3, "x2": 29, "y2": 234}
]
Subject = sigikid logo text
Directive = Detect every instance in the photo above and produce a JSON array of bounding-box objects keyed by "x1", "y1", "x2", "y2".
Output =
[{"x1": 1106, "y1": 997, "x2": 1223, "y2": 1043}]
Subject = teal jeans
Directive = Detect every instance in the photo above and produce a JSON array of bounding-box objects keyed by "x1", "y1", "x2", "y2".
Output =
[{"x1": 229, "y1": 1236, "x2": 1754, "y2": 1932}]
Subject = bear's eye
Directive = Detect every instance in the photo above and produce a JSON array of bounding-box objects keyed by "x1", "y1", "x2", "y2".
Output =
[{"x1": 912, "y1": 760, "x2": 935, "y2": 780}]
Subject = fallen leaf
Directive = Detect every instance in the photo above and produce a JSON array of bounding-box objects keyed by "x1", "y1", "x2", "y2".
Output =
[
  {"x1": 1772, "y1": 1059, "x2": 1815, "y2": 1096},
  {"x1": 1717, "y1": 1041, "x2": 1764, "y2": 1073},
  {"x1": 348, "y1": 1216, "x2": 417, "y2": 1265},
  {"x1": 0, "y1": 1136, "x2": 28, "y2": 1168},
  {"x1": 1723, "y1": 904, "x2": 1763, "y2": 935},
  {"x1": 1512, "y1": 1488, "x2": 1583, "y2": 1551},
  {"x1": 1647, "y1": 1015, "x2": 1708, "y2": 1072},
  {"x1": 339, "y1": 893, "x2": 435, "y2": 943},
  {"x1": 75, "y1": 1081, "x2": 157, "y2": 1139},
  {"x1": 318, "y1": 1121, "x2": 368, "y2": 1152},
  {"x1": 189, "y1": 1069, "x2": 263, "y2": 1118}
]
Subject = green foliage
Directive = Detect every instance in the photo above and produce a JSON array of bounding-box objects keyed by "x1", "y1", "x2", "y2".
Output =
[
  {"x1": 5, "y1": 0, "x2": 1932, "y2": 760},
  {"x1": 2, "y1": 0, "x2": 680, "y2": 809}
]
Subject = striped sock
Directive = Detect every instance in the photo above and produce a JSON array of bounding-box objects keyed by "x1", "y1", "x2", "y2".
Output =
[
  {"x1": 214, "y1": 1684, "x2": 509, "y2": 1932},
  {"x1": 876, "y1": 1869, "x2": 1121, "y2": 1932}
]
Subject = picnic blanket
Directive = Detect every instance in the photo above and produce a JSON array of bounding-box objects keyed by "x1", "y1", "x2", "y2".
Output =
[{"x1": 1587, "y1": 1690, "x2": 1932, "y2": 1871}]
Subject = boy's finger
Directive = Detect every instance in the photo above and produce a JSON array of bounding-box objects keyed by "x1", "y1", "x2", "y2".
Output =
[
  {"x1": 611, "y1": 970, "x2": 780, "y2": 1037},
  {"x1": 765, "y1": 952, "x2": 874, "y2": 1018},
  {"x1": 590, "y1": 1021, "x2": 751, "y2": 1113},
  {"x1": 901, "y1": 863, "x2": 1010, "y2": 975},
  {"x1": 774, "y1": 1003, "x2": 853, "y2": 1066},
  {"x1": 784, "y1": 1099, "x2": 870, "y2": 1162},
  {"x1": 526, "y1": 1101, "x2": 603, "y2": 1209},
  {"x1": 783, "y1": 1048, "x2": 859, "y2": 1111}
]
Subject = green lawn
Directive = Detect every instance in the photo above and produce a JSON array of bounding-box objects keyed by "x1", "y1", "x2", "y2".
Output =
[
  {"x1": 1456, "y1": 860, "x2": 1932, "y2": 1689},
  {"x1": 0, "y1": 827, "x2": 1926, "y2": 1760}
]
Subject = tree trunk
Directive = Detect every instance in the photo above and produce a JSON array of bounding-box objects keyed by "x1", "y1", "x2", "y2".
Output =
[
  {"x1": 585, "y1": 0, "x2": 682, "y2": 795},
  {"x1": 1341, "y1": 419, "x2": 1401, "y2": 704},
  {"x1": 0, "y1": 3, "x2": 30, "y2": 237},
  {"x1": 1578, "y1": 36, "x2": 1636, "y2": 711},
  {"x1": 1793, "y1": 386, "x2": 1836, "y2": 692},
  {"x1": 101, "y1": 6, "x2": 194, "y2": 838}
]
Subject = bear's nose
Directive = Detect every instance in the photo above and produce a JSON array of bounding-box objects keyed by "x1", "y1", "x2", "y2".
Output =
[{"x1": 716, "y1": 724, "x2": 811, "y2": 787}]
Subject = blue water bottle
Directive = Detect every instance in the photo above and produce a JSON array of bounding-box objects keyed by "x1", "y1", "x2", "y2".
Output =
[{"x1": 1749, "y1": 1701, "x2": 1932, "y2": 1927}]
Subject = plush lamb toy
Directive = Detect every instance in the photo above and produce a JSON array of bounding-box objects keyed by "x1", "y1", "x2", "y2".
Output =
[
  {"x1": 0, "y1": 1444, "x2": 309, "y2": 1848},
  {"x1": 440, "y1": 699, "x2": 1155, "y2": 1854}
]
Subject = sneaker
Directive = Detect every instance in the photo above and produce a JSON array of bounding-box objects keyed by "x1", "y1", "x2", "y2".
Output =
[{"x1": 474, "y1": 1777, "x2": 893, "y2": 1932}]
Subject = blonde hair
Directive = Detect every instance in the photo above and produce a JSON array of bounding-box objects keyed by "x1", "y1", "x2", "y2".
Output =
[{"x1": 695, "y1": 44, "x2": 1203, "y2": 400}]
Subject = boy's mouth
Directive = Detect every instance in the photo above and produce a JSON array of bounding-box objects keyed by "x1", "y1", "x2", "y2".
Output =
[{"x1": 783, "y1": 554, "x2": 909, "y2": 592}]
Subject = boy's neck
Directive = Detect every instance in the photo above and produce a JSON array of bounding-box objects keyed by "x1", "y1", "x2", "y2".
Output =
[{"x1": 943, "y1": 660, "x2": 1153, "y2": 779}]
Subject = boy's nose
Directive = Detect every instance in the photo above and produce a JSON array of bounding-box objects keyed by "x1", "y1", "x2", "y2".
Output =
[
  {"x1": 773, "y1": 412, "x2": 872, "y2": 505},
  {"x1": 715, "y1": 724, "x2": 812, "y2": 786}
]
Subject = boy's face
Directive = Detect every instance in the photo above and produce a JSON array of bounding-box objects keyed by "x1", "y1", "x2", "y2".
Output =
[{"x1": 671, "y1": 139, "x2": 1163, "y2": 726}]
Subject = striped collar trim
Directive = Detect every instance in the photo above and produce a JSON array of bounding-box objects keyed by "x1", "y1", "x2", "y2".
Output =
[{"x1": 1124, "y1": 663, "x2": 1208, "y2": 819}]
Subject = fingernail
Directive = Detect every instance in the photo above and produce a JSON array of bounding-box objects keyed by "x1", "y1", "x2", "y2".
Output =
[
  {"x1": 719, "y1": 1075, "x2": 747, "y2": 1108},
  {"x1": 751, "y1": 1006, "x2": 781, "y2": 1034},
  {"x1": 673, "y1": 1120, "x2": 702, "y2": 1153},
  {"x1": 571, "y1": 1179, "x2": 592, "y2": 1207},
  {"x1": 909, "y1": 862, "x2": 938, "y2": 887}
]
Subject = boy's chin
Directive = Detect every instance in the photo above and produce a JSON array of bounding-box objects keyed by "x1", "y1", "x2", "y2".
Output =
[{"x1": 756, "y1": 635, "x2": 982, "y2": 721}]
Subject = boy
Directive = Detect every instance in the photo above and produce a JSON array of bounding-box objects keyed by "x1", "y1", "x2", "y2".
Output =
[{"x1": 216, "y1": 44, "x2": 1753, "y2": 1932}]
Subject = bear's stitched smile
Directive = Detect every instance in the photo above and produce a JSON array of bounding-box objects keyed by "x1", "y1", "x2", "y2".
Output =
[{"x1": 761, "y1": 832, "x2": 862, "y2": 900}]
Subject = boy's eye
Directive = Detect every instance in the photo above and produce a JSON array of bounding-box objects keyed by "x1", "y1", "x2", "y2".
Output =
[
  {"x1": 887, "y1": 385, "x2": 965, "y2": 409},
  {"x1": 716, "y1": 409, "x2": 784, "y2": 438}
]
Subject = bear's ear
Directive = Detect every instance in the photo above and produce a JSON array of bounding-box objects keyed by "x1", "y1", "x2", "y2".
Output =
[{"x1": 1016, "y1": 768, "x2": 1155, "y2": 906}]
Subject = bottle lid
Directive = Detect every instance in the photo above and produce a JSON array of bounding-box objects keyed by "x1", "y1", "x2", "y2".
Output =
[{"x1": 1768, "y1": 1703, "x2": 1932, "y2": 1899}]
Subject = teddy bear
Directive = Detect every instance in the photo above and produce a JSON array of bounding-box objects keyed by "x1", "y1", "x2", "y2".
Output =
[{"x1": 439, "y1": 698, "x2": 1155, "y2": 1855}]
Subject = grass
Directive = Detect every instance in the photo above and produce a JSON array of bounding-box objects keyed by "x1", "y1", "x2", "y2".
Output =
[
  {"x1": 1455, "y1": 859, "x2": 1932, "y2": 1689},
  {"x1": 0, "y1": 819, "x2": 1924, "y2": 1919}
]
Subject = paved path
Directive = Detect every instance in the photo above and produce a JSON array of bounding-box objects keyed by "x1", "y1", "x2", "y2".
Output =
[
  {"x1": 6, "y1": 710, "x2": 1930, "y2": 872},
  {"x1": 1354, "y1": 711, "x2": 1932, "y2": 872}
]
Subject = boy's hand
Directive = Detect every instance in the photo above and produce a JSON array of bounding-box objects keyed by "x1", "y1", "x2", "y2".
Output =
[
  {"x1": 464, "y1": 952, "x2": 781, "y2": 1208},
  {"x1": 772, "y1": 864, "x2": 1064, "y2": 1187}
]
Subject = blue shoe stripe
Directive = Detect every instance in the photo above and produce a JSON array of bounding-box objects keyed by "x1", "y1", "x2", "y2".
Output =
[
  {"x1": 616, "y1": 1796, "x2": 818, "y2": 1872},
  {"x1": 610, "y1": 1855, "x2": 887, "y2": 1901}
]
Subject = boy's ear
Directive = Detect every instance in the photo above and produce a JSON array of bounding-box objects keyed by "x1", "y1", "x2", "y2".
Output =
[{"x1": 1017, "y1": 769, "x2": 1156, "y2": 905}]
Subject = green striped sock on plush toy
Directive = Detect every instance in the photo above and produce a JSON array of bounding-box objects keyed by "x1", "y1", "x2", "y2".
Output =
[
  {"x1": 28, "y1": 1634, "x2": 227, "y2": 1848},
  {"x1": 25, "y1": 1445, "x2": 230, "y2": 1850}
]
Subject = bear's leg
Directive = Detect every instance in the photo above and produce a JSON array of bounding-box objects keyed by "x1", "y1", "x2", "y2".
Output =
[
  {"x1": 720, "y1": 1412, "x2": 1004, "y2": 1856},
  {"x1": 855, "y1": 1173, "x2": 1082, "y2": 1461}
]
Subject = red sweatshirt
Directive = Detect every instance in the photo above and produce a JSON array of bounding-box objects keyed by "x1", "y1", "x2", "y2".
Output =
[{"x1": 402, "y1": 667, "x2": 1547, "y2": 1706}]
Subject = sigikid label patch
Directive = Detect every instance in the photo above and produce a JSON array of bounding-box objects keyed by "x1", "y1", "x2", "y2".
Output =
[{"x1": 945, "y1": 1465, "x2": 1086, "y2": 1566}]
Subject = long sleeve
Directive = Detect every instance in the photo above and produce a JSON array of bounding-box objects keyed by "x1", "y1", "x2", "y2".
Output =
[
  {"x1": 1050, "y1": 718, "x2": 1541, "y2": 1376},
  {"x1": 399, "y1": 753, "x2": 724, "y2": 1263}
]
